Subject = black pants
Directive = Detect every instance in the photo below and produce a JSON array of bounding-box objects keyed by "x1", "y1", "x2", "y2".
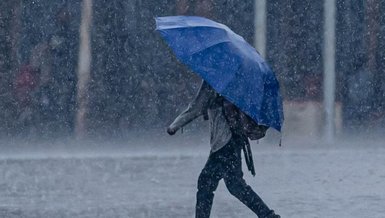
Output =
[{"x1": 196, "y1": 136, "x2": 273, "y2": 218}]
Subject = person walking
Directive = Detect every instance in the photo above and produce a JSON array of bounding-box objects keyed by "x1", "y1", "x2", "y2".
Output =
[{"x1": 167, "y1": 80, "x2": 280, "y2": 218}]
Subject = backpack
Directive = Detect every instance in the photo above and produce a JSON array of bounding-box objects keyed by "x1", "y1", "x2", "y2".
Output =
[{"x1": 222, "y1": 99, "x2": 269, "y2": 140}]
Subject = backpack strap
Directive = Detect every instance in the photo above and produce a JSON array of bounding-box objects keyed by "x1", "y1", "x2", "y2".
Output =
[
  {"x1": 222, "y1": 99, "x2": 244, "y2": 136},
  {"x1": 242, "y1": 136, "x2": 256, "y2": 176},
  {"x1": 222, "y1": 101, "x2": 256, "y2": 176}
]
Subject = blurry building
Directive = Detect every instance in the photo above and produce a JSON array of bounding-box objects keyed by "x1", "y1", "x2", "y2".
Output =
[
  {"x1": 2, "y1": 0, "x2": 385, "y2": 138},
  {"x1": 265, "y1": 0, "x2": 385, "y2": 136}
]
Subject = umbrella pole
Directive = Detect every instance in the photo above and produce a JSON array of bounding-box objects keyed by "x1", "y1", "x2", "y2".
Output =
[{"x1": 323, "y1": 0, "x2": 336, "y2": 143}]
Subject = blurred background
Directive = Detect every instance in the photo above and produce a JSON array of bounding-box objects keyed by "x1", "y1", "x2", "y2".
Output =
[
  {"x1": 2, "y1": 2, "x2": 385, "y2": 217},
  {"x1": 1, "y1": 0, "x2": 385, "y2": 140}
]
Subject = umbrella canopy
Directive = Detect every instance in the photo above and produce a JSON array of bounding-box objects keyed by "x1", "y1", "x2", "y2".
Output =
[{"x1": 156, "y1": 16, "x2": 284, "y2": 131}]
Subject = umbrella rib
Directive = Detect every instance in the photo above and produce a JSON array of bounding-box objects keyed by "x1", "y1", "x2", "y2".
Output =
[
  {"x1": 155, "y1": 22, "x2": 230, "y2": 31},
  {"x1": 188, "y1": 40, "x2": 231, "y2": 56}
]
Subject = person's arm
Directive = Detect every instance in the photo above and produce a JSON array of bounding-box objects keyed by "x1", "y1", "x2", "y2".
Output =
[{"x1": 167, "y1": 81, "x2": 215, "y2": 135}]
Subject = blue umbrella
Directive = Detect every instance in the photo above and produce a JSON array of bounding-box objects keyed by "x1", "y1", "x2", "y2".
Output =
[{"x1": 156, "y1": 16, "x2": 284, "y2": 131}]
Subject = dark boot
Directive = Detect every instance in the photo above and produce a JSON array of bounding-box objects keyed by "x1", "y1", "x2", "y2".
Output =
[
  {"x1": 264, "y1": 210, "x2": 281, "y2": 218},
  {"x1": 195, "y1": 190, "x2": 214, "y2": 218}
]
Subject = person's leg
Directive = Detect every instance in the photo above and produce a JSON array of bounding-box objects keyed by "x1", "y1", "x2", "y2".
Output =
[
  {"x1": 196, "y1": 152, "x2": 224, "y2": 218},
  {"x1": 223, "y1": 137, "x2": 279, "y2": 218},
  {"x1": 224, "y1": 174, "x2": 278, "y2": 217}
]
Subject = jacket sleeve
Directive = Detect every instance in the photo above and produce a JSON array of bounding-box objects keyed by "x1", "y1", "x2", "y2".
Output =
[{"x1": 168, "y1": 81, "x2": 215, "y2": 133}]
